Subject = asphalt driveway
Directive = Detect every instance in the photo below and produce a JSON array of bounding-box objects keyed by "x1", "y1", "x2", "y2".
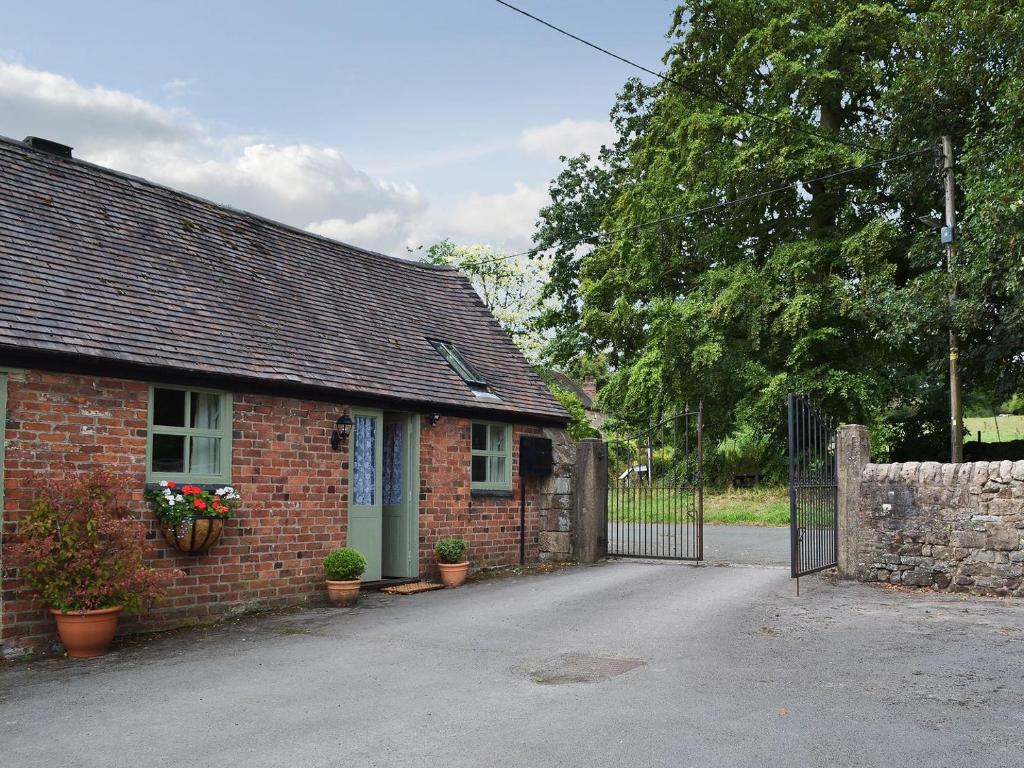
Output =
[{"x1": 3, "y1": 562, "x2": 1023, "y2": 767}]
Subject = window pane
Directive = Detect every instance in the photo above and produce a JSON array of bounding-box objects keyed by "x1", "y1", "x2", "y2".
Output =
[
  {"x1": 153, "y1": 388, "x2": 185, "y2": 427},
  {"x1": 190, "y1": 392, "x2": 222, "y2": 430},
  {"x1": 152, "y1": 433, "x2": 185, "y2": 473},
  {"x1": 488, "y1": 455, "x2": 506, "y2": 485},
  {"x1": 471, "y1": 423, "x2": 487, "y2": 451},
  {"x1": 189, "y1": 437, "x2": 221, "y2": 475},
  {"x1": 433, "y1": 341, "x2": 487, "y2": 386},
  {"x1": 488, "y1": 425, "x2": 507, "y2": 453},
  {"x1": 472, "y1": 455, "x2": 487, "y2": 483},
  {"x1": 383, "y1": 421, "x2": 404, "y2": 505},
  {"x1": 353, "y1": 415, "x2": 376, "y2": 505}
]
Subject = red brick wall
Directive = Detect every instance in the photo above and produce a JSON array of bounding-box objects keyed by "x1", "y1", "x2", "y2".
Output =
[
  {"x1": 0, "y1": 369, "x2": 543, "y2": 654},
  {"x1": 418, "y1": 418, "x2": 541, "y2": 573}
]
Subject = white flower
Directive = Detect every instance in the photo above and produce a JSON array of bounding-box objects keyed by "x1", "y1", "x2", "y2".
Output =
[
  {"x1": 214, "y1": 488, "x2": 225, "y2": 496},
  {"x1": 160, "y1": 480, "x2": 169, "y2": 487},
  {"x1": 168, "y1": 498, "x2": 176, "y2": 506},
  {"x1": 175, "y1": 494, "x2": 184, "y2": 502}
]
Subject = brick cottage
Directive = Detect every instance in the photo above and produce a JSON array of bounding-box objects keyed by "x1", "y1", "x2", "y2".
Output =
[{"x1": 0, "y1": 135, "x2": 569, "y2": 654}]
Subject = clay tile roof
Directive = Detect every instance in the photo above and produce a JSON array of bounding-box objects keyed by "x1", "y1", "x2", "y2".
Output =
[{"x1": 0, "y1": 136, "x2": 568, "y2": 423}]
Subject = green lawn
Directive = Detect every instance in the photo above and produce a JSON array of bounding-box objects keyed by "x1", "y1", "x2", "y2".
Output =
[
  {"x1": 964, "y1": 415, "x2": 1024, "y2": 443},
  {"x1": 608, "y1": 486, "x2": 789, "y2": 526}
]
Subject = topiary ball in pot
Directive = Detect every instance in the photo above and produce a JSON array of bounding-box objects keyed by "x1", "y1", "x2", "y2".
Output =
[
  {"x1": 323, "y1": 547, "x2": 366, "y2": 606},
  {"x1": 434, "y1": 537, "x2": 469, "y2": 588},
  {"x1": 434, "y1": 537, "x2": 468, "y2": 564}
]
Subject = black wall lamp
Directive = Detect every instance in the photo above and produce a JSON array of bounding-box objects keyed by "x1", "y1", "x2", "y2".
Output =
[
  {"x1": 331, "y1": 413, "x2": 353, "y2": 451},
  {"x1": 428, "y1": 413, "x2": 441, "y2": 427}
]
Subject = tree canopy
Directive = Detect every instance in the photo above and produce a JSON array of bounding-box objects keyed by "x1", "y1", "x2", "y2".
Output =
[
  {"x1": 534, "y1": 0, "x2": 1024, "y2": 458},
  {"x1": 422, "y1": 239, "x2": 552, "y2": 362}
]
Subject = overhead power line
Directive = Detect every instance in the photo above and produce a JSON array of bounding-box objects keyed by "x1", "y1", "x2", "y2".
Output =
[
  {"x1": 493, "y1": 0, "x2": 883, "y2": 154},
  {"x1": 451, "y1": 146, "x2": 935, "y2": 268}
]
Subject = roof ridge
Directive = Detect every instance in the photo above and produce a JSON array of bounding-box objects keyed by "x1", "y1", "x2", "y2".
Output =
[{"x1": 0, "y1": 133, "x2": 458, "y2": 274}]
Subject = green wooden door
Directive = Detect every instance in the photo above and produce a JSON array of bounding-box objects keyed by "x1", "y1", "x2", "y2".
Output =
[
  {"x1": 382, "y1": 414, "x2": 419, "y2": 578},
  {"x1": 348, "y1": 408, "x2": 383, "y2": 582}
]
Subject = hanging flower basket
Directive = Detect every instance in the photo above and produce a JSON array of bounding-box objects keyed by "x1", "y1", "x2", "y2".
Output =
[
  {"x1": 146, "y1": 482, "x2": 240, "y2": 555},
  {"x1": 159, "y1": 516, "x2": 226, "y2": 555}
]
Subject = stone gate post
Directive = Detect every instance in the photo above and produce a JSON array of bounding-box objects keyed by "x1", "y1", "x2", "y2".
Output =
[
  {"x1": 837, "y1": 424, "x2": 871, "y2": 579},
  {"x1": 574, "y1": 438, "x2": 607, "y2": 563}
]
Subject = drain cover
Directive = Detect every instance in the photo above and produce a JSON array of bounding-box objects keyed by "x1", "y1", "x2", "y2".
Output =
[{"x1": 527, "y1": 653, "x2": 645, "y2": 685}]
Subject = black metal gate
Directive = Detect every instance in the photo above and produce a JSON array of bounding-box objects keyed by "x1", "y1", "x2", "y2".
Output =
[
  {"x1": 606, "y1": 407, "x2": 703, "y2": 560},
  {"x1": 787, "y1": 394, "x2": 838, "y2": 577}
]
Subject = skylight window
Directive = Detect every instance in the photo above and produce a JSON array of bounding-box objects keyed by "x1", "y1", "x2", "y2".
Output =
[{"x1": 431, "y1": 340, "x2": 488, "y2": 388}]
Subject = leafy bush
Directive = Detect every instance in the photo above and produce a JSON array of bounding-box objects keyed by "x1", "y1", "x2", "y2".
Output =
[
  {"x1": 434, "y1": 537, "x2": 468, "y2": 564},
  {"x1": 715, "y1": 428, "x2": 772, "y2": 479},
  {"x1": 8, "y1": 472, "x2": 178, "y2": 612},
  {"x1": 546, "y1": 384, "x2": 600, "y2": 440},
  {"x1": 323, "y1": 547, "x2": 367, "y2": 580},
  {"x1": 999, "y1": 394, "x2": 1024, "y2": 415}
]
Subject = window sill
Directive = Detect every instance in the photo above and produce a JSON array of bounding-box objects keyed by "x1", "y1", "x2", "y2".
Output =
[
  {"x1": 144, "y1": 482, "x2": 233, "y2": 492},
  {"x1": 471, "y1": 488, "x2": 514, "y2": 498}
]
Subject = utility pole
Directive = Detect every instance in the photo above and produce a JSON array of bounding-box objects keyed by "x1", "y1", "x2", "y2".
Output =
[{"x1": 942, "y1": 135, "x2": 963, "y2": 463}]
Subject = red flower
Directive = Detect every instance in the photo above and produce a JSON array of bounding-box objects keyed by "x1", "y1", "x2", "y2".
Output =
[
  {"x1": 182, "y1": 485, "x2": 202, "y2": 495},
  {"x1": 166, "y1": 481, "x2": 176, "y2": 488},
  {"x1": 193, "y1": 499, "x2": 207, "y2": 511}
]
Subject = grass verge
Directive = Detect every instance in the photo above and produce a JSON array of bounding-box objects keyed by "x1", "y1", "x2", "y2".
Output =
[
  {"x1": 608, "y1": 486, "x2": 789, "y2": 526},
  {"x1": 964, "y1": 415, "x2": 1024, "y2": 443}
]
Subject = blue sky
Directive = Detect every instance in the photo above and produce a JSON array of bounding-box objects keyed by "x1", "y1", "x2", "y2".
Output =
[{"x1": 0, "y1": 0, "x2": 675, "y2": 253}]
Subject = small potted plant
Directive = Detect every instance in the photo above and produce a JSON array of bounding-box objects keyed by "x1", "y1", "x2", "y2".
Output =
[
  {"x1": 9, "y1": 472, "x2": 178, "y2": 658},
  {"x1": 145, "y1": 482, "x2": 240, "y2": 554},
  {"x1": 324, "y1": 547, "x2": 367, "y2": 606},
  {"x1": 435, "y1": 537, "x2": 469, "y2": 587}
]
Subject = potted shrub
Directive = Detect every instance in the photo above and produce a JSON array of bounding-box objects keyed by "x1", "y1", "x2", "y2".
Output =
[
  {"x1": 145, "y1": 482, "x2": 240, "y2": 554},
  {"x1": 324, "y1": 547, "x2": 367, "y2": 606},
  {"x1": 435, "y1": 538, "x2": 469, "y2": 587},
  {"x1": 9, "y1": 472, "x2": 178, "y2": 658}
]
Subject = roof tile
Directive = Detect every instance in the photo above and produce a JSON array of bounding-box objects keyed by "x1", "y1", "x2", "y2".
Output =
[{"x1": 0, "y1": 137, "x2": 567, "y2": 423}]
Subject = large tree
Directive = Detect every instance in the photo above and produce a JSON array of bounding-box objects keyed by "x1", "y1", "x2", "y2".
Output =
[{"x1": 535, "y1": 0, "x2": 1024, "y2": 457}]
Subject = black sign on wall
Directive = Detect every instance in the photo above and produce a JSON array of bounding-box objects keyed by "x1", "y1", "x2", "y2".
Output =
[{"x1": 519, "y1": 435, "x2": 553, "y2": 478}]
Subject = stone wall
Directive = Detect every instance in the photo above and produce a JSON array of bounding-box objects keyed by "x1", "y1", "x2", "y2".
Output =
[
  {"x1": 536, "y1": 427, "x2": 576, "y2": 562},
  {"x1": 856, "y1": 460, "x2": 1024, "y2": 595}
]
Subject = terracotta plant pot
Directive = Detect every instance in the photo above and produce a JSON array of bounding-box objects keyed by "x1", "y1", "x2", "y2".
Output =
[
  {"x1": 325, "y1": 579, "x2": 361, "y2": 606},
  {"x1": 438, "y1": 561, "x2": 470, "y2": 588},
  {"x1": 160, "y1": 517, "x2": 225, "y2": 555},
  {"x1": 50, "y1": 606, "x2": 123, "y2": 658}
]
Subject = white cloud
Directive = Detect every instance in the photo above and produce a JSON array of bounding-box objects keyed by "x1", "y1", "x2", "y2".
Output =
[
  {"x1": 519, "y1": 118, "x2": 614, "y2": 158},
  {"x1": 0, "y1": 60, "x2": 189, "y2": 148},
  {"x1": 0, "y1": 60, "x2": 424, "y2": 254},
  {"x1": 441, "y1": 181, "x2": 549, "y2": 247},
  {"x1": 308, "y1": 211, "x2": 408, "y2": 249},
  {"x1": 0, "y1": 59, "x2": 608, "y2": 255},
  {"x1": 161, "y1": 78, "x2": 196, "y2": 94}
]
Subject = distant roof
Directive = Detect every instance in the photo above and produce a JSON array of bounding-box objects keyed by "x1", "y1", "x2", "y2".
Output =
[
  {"x1": 546, "y1": 370, "x2": 594, "y2": 410},
  {"x1": 0, "y1": 135, "x2": 567, "y2": 423}
]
